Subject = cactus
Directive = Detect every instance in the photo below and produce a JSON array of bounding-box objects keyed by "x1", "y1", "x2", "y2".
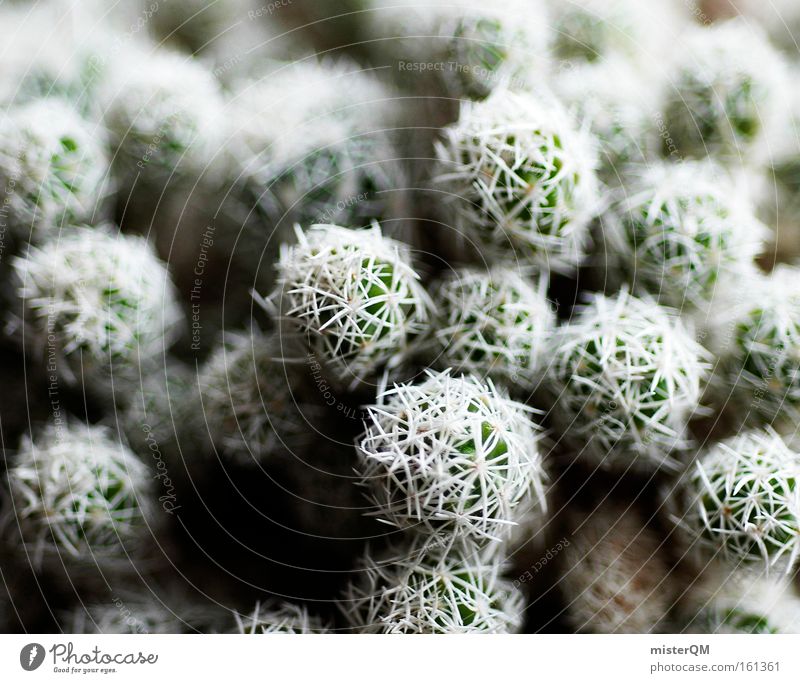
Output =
[
  {"x1": 711, "y1": 265, "x2": 800, "y2": 422},
  {"x1": 99, "y1": 44, "x2": 224, "y2": 184},
  {"x1": 0, "y1": 98, "x2": 110, "y2": 245},
  {"x1": 4, "y1": 422, "x2": 154, "y2": 567},
  {"x1": 680, "y1": 428, "x2": 800, "y2": 574},
  {"x1": 549, "y1": 0, "x2": 685, "y2": 65},
  {"x1": 229, "y1": 61, "x2": 408, "y2": 233},
  {"x1": 275, "y1": 223, "x2": 431, "y2": 384},
  {"x1": 430, "y1": 266, "x2": 555, "y2": 391},
  {"x1": 341, "y1": 536, "x2": 524, "y2": 633},
  {"x1": 198, "y1": 329, "x2": 316, "y2": 465},
  {"x1": 661, "y1": 19, "x2": 788, "y2": 165},
  {"x1": 365, "y1": 0, "x2": 551, "y2": 100},
  {"x1": 608, "y1": 161, "x2": 766, "y2": 309},
  {"x1": 559, "y1": 505, "x2": 672, "y2": 633},
  {"x1": 13, "y1": 227, "x2": 183, "y2": 394},
  {"x1": 233, "y1": 601, "x2": 330, "y2": 634},
  {"x1": 435, "y1": 88, "x2": 600, "y2": 274},
  {"x1": 549, "y1": 290, "x2": 710, "y2": 471},
  {"x1": 356, "y1": 369, "x2": 545, "y2": 542},
  {"x1": 554, "y1": 57, "x2": 657, "y2": 183},
  {"x1": 687, "y1": 573, "x2": 800, "y2": 634}
]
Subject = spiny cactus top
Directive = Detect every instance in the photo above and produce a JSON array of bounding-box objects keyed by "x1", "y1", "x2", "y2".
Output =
[
  {"x1": 340, "y1": 536, "x2": 524, "y2": 633},
  {"x1": 99, "y1": 45, "x2": 224, "y2": 182},
  {"x1": 681, "y1": 428, "x2": 800, "y2": 575},
  {"x1": 0, "y1": 98, "x2": 110, "y2": 244},
  {"x1": 559, "y1": 505, "x2": 671, "y2": 633},
  {"x1": 661, "y1": 19, "x2": 788, "y2": 164},
  {"x1": 4, "y1": 422, "x2": 154, "y2": 567},
  {"x1": 549, "y1": 0, "x2": 685, "y2": 65},
  {"x1": 198, "y1": 330, "x2": 314, "y2": 465},
  {"x1": 368, "y1": 0, "x2": 551, "y2": 100},
  {"x1": 356, "y1": 369, "x2": 545, "y2": 542},
  {"x1": 430, "y1": 266, "x2": 555, "y2": 391},
  {"x1": 436, "y1": 88, "x2": 599, "y2": 274},
  {"x1": 230, "y1": 61, "x2": 397, "y2": 167},
  {"x1": 275, "y1": 223, "x2": 431, "y2": 384},
  {"x1": 13, "y1": 227, "x2": 183, "y2": 390},
  {"x1": 554, "y1": 57, "x2": 657, "y2": 183},
  {"x1": 549, "y1": 290, "x2": 710, "y2": 471},
  {"x1": 230, "y1": 61, "x2": 405, "y2": 230},
  {"x1": 233, "y1": 601, "x2": 330, "y2": 634},
  {"x1": 608, "y1": 161, "x2": 766, "y2": 310},
  {"x1": 710, "y1": 265, "x2": 800, "y2": 422},
  {"x1": 684, "y1": 572, "x2": 800, "y2": 634}
]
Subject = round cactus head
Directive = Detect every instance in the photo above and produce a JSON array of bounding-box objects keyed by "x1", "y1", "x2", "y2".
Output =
[
  {"x1": 230, "y1": 61, "x2": 407, "y2": 233},
  {"x1": 13, "y1": 227, "x2": 183, "y2": 393},
  {"x1": 0, "y1": 98, "x2": 110, "y2": 244},
  {"x1": 341, "y1": 536, "x2": 524, "y2": 633},
  {"x1": 436, "y1": 89, "x2": 599, "y2": 273},
  {"x1": 357, "y1": 369, "x2": 546, "y2": 542},
  {"x1": 198, "y1": 329, "x2": 316, "y2": 465},
  {"x1": 5, "y1": 422, "x2": 154, "y2": 567},
  {"x1": 559, "y1": 504, "x2": 671, "y2": 633},
  {"x1": 275, "y1": 223, "x2": 431, "y2": 384},
  {"x1": 431, "y1": 266, "x2": 555, "y2": 391},
  {"x1": 684, "y1": 429, "x2": 800, "y2": 574},
  {"x1": 549, "y1": 290, "x2": 710, "y2": 471},
  {"x1": 609, "y1": 161, "x2": 766, "y2": 309},
  {"x1": 712, "y1": 265, "x2": 800, "y2": 423},
  {"x1": 662, "y1": 19, "x2": 788, "y2": 164},
  {"x1": 100, "y1": 45, "x2": 223, "y2": 183}
]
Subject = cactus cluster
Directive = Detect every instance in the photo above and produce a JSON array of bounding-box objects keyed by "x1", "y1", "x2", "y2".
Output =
[{"x1": 4, "y1": 0, "x2": 800, "y2": 638}]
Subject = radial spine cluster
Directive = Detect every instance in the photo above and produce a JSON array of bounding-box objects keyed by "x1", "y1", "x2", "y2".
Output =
[
  {"x1": 430, "y1": 266, "x2": 555, "y2": 391},
  {"x1": 436, "y1": 88, "x2": 600, "y2": 274},
  {"x1": 275, "y1": 223, "x2": 431, "y2": 384},
  {"x1": 680, "y1": 428, "x2": 800, "y2": 574},
  {"x1": 4, "y1": 422, "x2": 154, "y2": 567},
  {"x1": 549, "y1": 290, "x2": 710, "y2": 471},
  {"x1": 341, "y1": 537, "x2": 524, "y2": 633},
  {"x1": 356, "y1": 369, "x2": 545, "y2": 542}
]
